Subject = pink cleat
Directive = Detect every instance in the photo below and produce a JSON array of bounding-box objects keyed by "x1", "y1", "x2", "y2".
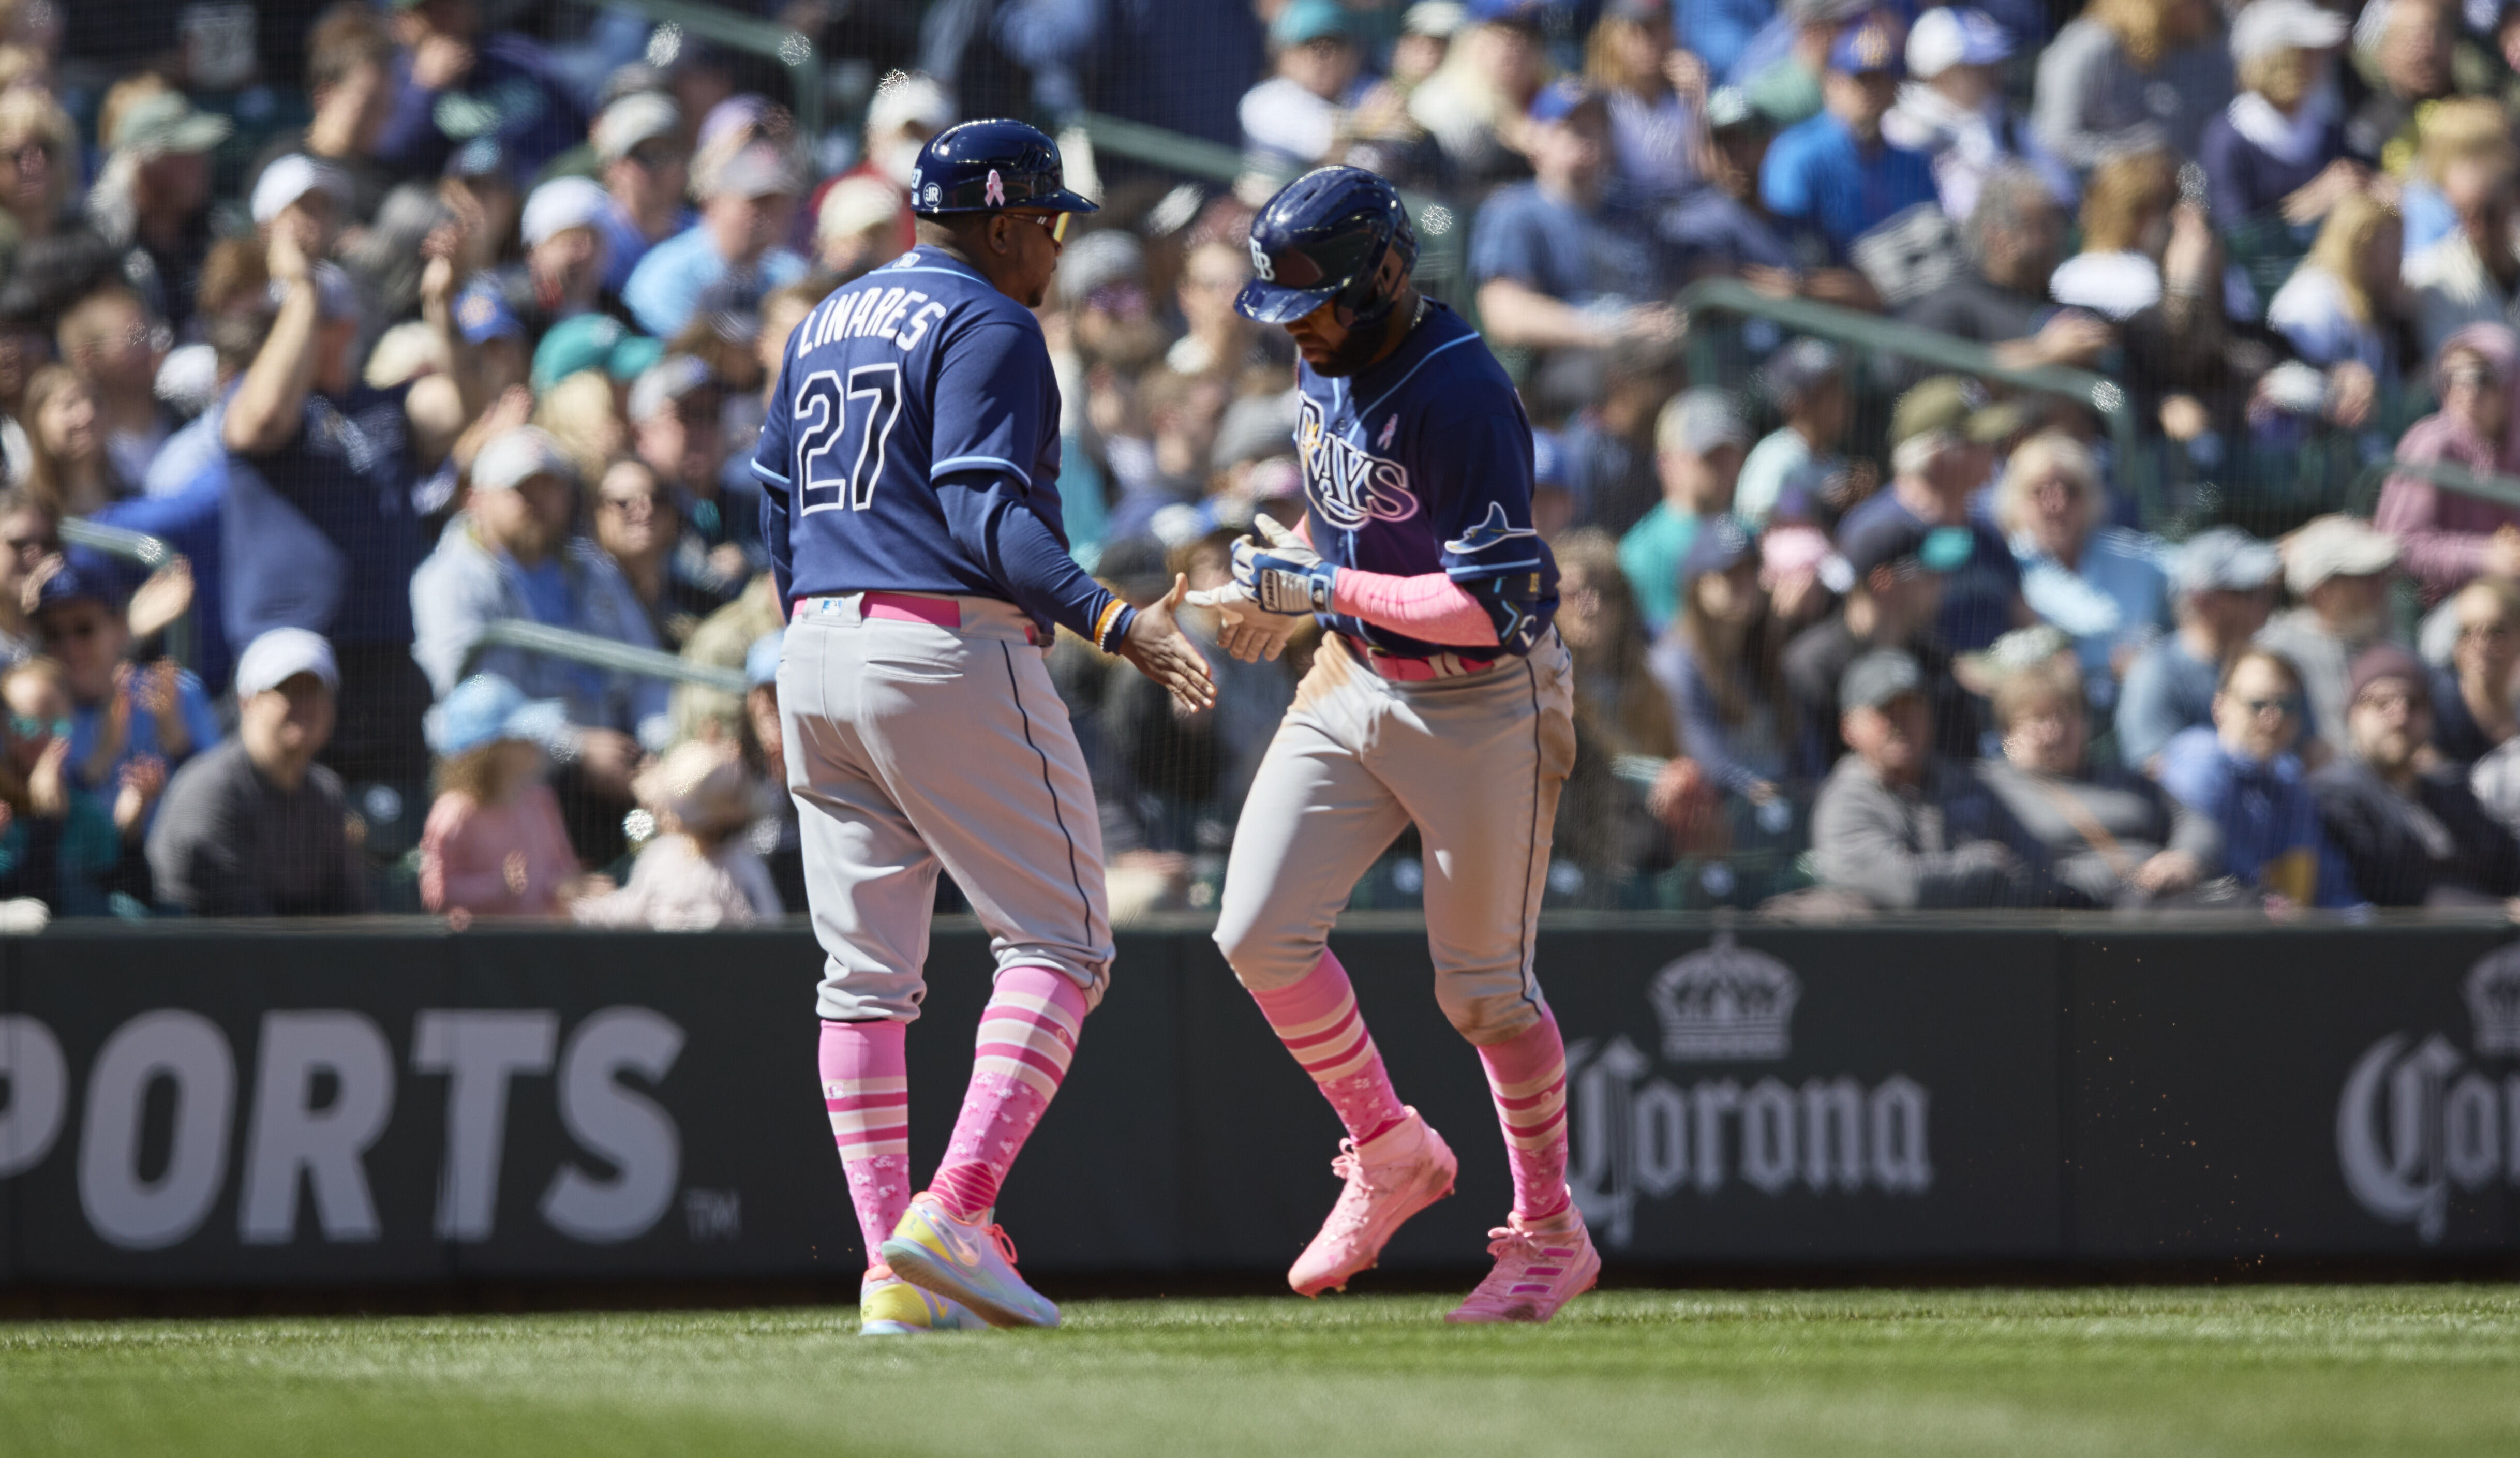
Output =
[
  {"x1": 1289, "y1": 1108, "x2": 1457, "y2": 1297},
  {"x1": 1445, "y1": 1208, "x2": 1600, "y2": 1324}
]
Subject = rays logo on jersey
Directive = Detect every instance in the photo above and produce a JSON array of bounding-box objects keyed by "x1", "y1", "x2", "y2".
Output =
[
  {"x1": 1297, "y1": 394, "x2": 1419, "y2": 529},
  {"x1": 1444, "y1": 503, "x2": 1539, "y2": 556}
]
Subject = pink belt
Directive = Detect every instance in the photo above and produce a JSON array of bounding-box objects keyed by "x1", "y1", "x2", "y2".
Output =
[
  {"x1": 798, "y1": 592, "x2": 1040, "y2": 644},
  {"x1": 1344, "y1": 635, "x2": 1496, "y2": 681}
]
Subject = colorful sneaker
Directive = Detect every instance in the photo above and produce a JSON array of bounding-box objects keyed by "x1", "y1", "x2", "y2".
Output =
[
  {"x1": 879, "y1": 1193, "x2": 1061, "y2": 1329},
  {"x1": 860, "y1": 1261, "x2": 984, "y2": 1335},
  {"x1": 1445, "y1": 1209, "x2": 1600, "y2": 1324},
  {"x1": 1288, "y1": 1108, "x2": 1458, "y2": 1298}
]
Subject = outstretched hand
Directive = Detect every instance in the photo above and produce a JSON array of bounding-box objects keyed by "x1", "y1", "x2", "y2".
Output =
[
  {"x1": 1185, "y1": 579, "x2": 1302, "y2": 663},
  {"x1": 1117, "y1": 575, "x2": 1217, "y2": 714}
]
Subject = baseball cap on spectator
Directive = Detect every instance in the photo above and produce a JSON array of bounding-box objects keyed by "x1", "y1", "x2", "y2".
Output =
[
  {"x1": 2283, "y1": 514, "x2": 2400, "y2": 595},
  {"x1": 746, "y1": 632, "x2": 784, "y2": 689},
  {"x1": 592, "y1": 92, "x2": 681, "y2": 165},
  {"x1": 1655, "y1": 387, "x2": 1750, "y2": 456},
  {"x1": 601, "y1": 64, "x2": 671, "y2": 107},
  {"x1": 1788, "y1": 0, "x2": 1874, "y2": 26},
  {"x1": 1842, "y1": 512, "x2": 1971, "y2": 581},
  {"x1": 819, "y1": 174, "x2": 904, "y2": 242},
  {"x1": 234, "y1": 628, "x2": 338, "y2": 699},
  {"x1": 424, "y1": 673, "x2": 569, "y2": 757},
  {"x1": 109, "y1": 91, "x2": 233, "y2": 157},
  {"x1": 251, "y1": 154, "x2": 350, "y2": 225},
  {"x1": 1273, "y1": 0, "x2": 1355, "y2": 46},
  {"x1": 1829, "y1": 11, "x2": 1907, "y2": 75},
  {"x1": 1762, "y1": 336, "x2": 1841, "y2": 409},
  {"x1": 472, "y1": 425, "x2": 579, "y2": 493},
  {"x1": 636, "y1": 739, "x2": 756, "y2": 835},
  {"x1": 868, "y1": 72, "x2": 955, "y2": 138},
  {"x1": 699, "y1": 95, "x2": 774, "y2": 156},
  {"x1": 1405, "y1": 1, "x2": 1470, "y2": 36},
  {"x1": 533, "y1": 314, "x2": 657, "y2": 391},
  {"x1": 2230, "y1": 0, "x2": 2349, "y2": 63},
  {"x1": 1959, "y1": 622, "x2": 2073, "y2": 683},
  {"x1": 1678, "y1": 515, "x2": 1756, "y2": 590},
  {"x1": 522, "y1": 176, "x2": 612, "y2": 249},
  {"x1": 1528, "y1": 78, "x2": 1607, "y2": 124},
  {"x1": 1703, "y1": 86, "x2": 1768, "y2": 136},
  {"x1": 443, "y1": 137, "x2": 515, "y2": 185},
  {"x1": 1840, "y1": 647, "x2": 1925, "y2": 711},
  {"x1": 1213, "y1": 390, "x2": 1300, "y2": 471},
  {"x1": 267, "y1": 261, "x2": 362, "y2": 321},
  {"x1": 629, "y1": 354, "x2": 718, "y2": 424},
  {"x1": 2348, "y1": 643, "x2": 2430, "y2": 708},
  {"x1": 453, "y1": 278, "x2": 523, "y2": 345},
  {"x1": 1906, "y1": 7, "x2": 2011, "y2": 78},
  {"x1": 1465, "y1": 0, "x2": 1549, "y2": 26},
  {"x1": 32, "y1": 557, "x2": 123, "y2": 617},
  {"x1": 1059, "y1": 230, "x2": 1147, "y2": 302},
  {"x1": 2171, "y1": 526, "x2": 2282, "y2": 596},
  {"x1": 1890, "y1": 375, "x2": 2032, "y2": 448},
  {"x1": 707, "y1": 143, "x2": 800, "y2": 200}
]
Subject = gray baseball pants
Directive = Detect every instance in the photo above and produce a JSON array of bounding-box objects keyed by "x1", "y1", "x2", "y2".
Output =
[
  {"x1": 1214, "y1": 630, "x2": 1576, "y2": 1044},
  {"x1": 777, "y1": 592, "x2": 1113, "y2": 1022}
]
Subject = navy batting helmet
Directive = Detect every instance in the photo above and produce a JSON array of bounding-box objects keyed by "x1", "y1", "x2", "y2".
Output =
[
  {"x1": 1236, "y1": 166, "x2": 1418, "y2": 327},
  {"x1": 908, "y1": 118, "x2": 1099, "y2": 218}
]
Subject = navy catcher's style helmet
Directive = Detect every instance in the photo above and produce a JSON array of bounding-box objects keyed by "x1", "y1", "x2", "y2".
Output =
[
  {"x1": 908, "y1": 118, "x2": 1100, "y2": 218},
  {"x1": 1236, "y1": 166, "x2": 1419, "y2": 328}
]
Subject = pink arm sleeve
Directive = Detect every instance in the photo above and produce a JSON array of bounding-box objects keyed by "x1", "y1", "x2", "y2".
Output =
[{"x1": 1328, "y1": 568, "x2": 1501, "y2": 648}]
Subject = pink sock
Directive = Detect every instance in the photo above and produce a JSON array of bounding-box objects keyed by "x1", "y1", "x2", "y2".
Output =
[
  {"x1": 1479, "y1": 1011, "x2": 1571, "y2": 1222},
  {"x1": 819, "y1": 1019, "x2": 912, "y2": 1266},
  {"x1": 1247, "y1": 950, "x2": 1410, "y2": 1147},
  {"x1": 928, "y1": 965, "x2": 1090, "y2": 1219}
]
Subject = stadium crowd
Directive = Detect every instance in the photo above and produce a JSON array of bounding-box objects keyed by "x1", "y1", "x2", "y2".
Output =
[{"x1": 0, "y1": 0, "x2": 2515, "y2": 924}]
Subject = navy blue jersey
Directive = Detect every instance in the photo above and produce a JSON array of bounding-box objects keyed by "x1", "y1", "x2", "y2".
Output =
[
  {"x1": 754, "y1": 246, "x2": 1120, "y2": 644},
  {"x1": 1295, "y1": 301, "x2": 1558, "y2": 658}
]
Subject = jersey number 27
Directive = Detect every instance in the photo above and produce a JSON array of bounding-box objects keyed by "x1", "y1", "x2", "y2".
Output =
[{"x1": 795, "y1": 364, "x2": 904, "y2": 514}]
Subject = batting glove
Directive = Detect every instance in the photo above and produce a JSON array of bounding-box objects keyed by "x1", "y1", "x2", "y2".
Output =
[{"x1": 1233, "y1": 516, "x2": 1336, "y2": 616}]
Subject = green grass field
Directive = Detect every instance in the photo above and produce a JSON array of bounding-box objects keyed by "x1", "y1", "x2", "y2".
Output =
[{"x1": 7, "y1": 1286, "x2": 2520, "y2": 1456}]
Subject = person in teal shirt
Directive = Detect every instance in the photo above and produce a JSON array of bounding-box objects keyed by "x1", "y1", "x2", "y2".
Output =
[{"x1": 1618, "y1": 388, "x2": 1750, "y2": 633}]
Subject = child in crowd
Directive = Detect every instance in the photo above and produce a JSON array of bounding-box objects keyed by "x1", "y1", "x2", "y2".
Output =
[
  {"x1": 0, "y1": 657, "x2": 156, "y2": 915},
  {"x1": 419, "y1": 673, "x2": 594, "y2": 919},
  {"x1": 33, "y1": 557, "x2": 217, "y2": 808},
  {"x1": 572, "y1": 737, "x2": 780, "y2": 930}
]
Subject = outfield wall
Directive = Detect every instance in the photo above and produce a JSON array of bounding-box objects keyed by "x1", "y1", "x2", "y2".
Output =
[{"x1": 1, "y1": 917, "x2": 2516, "y2": 1286}]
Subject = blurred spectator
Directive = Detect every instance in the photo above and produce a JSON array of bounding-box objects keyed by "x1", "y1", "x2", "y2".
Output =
[
  {"x1": 593, "y1": 456, "x2": 715, "y2": 650},
  {"x1": 1659, "y1": 86, "x2": 1797, "y2": 283},
  {"x1": 2348, "y1": 0, "x2": 2457, "y2": 180},
  {"x1": 2032, "y1": 0, "x2": 2232, "y2": 174},
  {"x1": 2312, "y1": 644, "x2": 2520, "y2": 905},
  {"x1": 1976, "y1": 655, "x2": 2216, "y2": 905},
  {"x1": 670, "y1": 573, "x2": 783, "y2": 748},
  {"x1": 1471, "y1": 80, "x2": 1674, "y2": 355},
  {"x1": 1786, "y1": 511, "x2": 1978, "y2": 775},
  {"x1": 572, "y1": 738, "x2": 780, "y2": 929},
  {"x1": 2259, "y1": 513, "x2": 2403, "y2": 753},
  {"x1": 629, "y1": 354, "x2": 751, "y2": 597},
  {"x1": 1681, "y1": 0, "x2": 1777, "y2": 80},
  {"x1": 34, "y1": 560, "x2": 213, "y2": 805},
  {"x1": 2048, "y1": 148, "x2": 2178, "y2": 321},
  {"x1": 56, "y1": 285, "x2": 167, "y2": 490},
  {"x1": 1901, "y1": 165, "x2": 2110, "y2": 374},
  {"x1": 2431, "y1": 578, "x2": 2520, "y2": 766},
  {"x1": 0, "y1": 485, "x2": 52, "y2": 663},
  {"x1": 1834, "y1": 376, "x2": 2030, "y2": 650},
  {"x1": 1993, "y1": 429, "x2": 2167, "y2": 688},
  {"x1": 378, "y1": 0, "x2": 590, "y2": 181},
  {"x1": 1735, "y1": 336, "x2": 1854, "y2": 527},
  {"x1": 2196, "y1": 0, "x2": 2356, "y2": 259},
  {"x1": 1649, "y1": 516, "x2": 1791, "y2": 801},
  {"x1": 419, "y1": 673, "x2": 594, "y2": 919},
  {"x1": 0, "y1": 657, "x2": 142, "y2": 915},
  {"x1": 1240, "y1": 1, "x2": 1386, "y2": 175},
  {"x1": 1758, "y1": 13, "x2": 1938, "y2": 263},
  {"x1": 740, "y1": 629, "x2": 803, "y2": 912},
  {"x1": 18, "y1": 363, "x2": 122, "y2": 515},
  {"x1": 438, "y1": 140, "x2": 523, "y2": 280},
  {"x1": 86, "y1": 92, "x2": 230, "y2": 341},
  {"x1": 590, "y1": 91, "x2": 691, "y2": 295},
  {"x1": 476, "y1": 176, "x2": 623, "y2": 345},
  {"x1": 1104, "y1": 366, "x2": 1230, "y2": 546},
  {"x1": 1166, "y1": 233, "x2": 1260, "y2": 380},
  {"x1": 1586, "y1": 0, "x2": 1699, "y2": 206},
  {"x1": 2264, "y1": 192, "x2": 2407, "y2": 425},
  {"x1": 1408, "y1": 0, "x2": 1550, "y2": 189},
  {"x1": 2402, "y1": 100, "x2": 2519, "y2": 358},
  {"x1": 1553, "y1": 526, "x2": 1688, "y2": 873},
  {"x1": 0, "y1": 89, "x2": 75, "y2": 265},
  {"x1": 2116, "y1": 526, "x2": 2279, "y2": 771},
  {"x1": 1811, "y1": 646, "x2": 2029, "y2": 907},
  {"x1": 815, "y1": 175, "x2": 908, "y2": 281},
  {"x1": 2378, "y1": 323, "x2": 2520, "y2": 602},
  {"x1": 805, "y1": 71, "x2": 949, "y2": 268},
  {"x1": 1738, "y1": 0, "x2": 1869, "y2": 128},
  {"x1": 1883, "y1": 8, "x2": 2072, "y2": 225},
  {"x1": 1558, "y1": 332, "x2": 1686, "y2": 533},
  {"x1": 147, "y1": 628, "x2": 369, "y2": 916},
  {"x1": 247, "y1": 6, "x2": 396, "y2": 233},
  {"x1": 1618, "y1": 387, "x2": 1748, "y2": 632},
  {"x1": 622, "y1": 144, "x2": 807, "y2": 339},
  {"x1": 2156, "y1": 644, "x2": 2358, "y2": 906},
  {"x1": 409, "y1": 425, "x2": 662, "y2": 860}
]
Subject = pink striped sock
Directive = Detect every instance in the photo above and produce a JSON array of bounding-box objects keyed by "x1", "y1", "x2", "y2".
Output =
[
  {"x1": 819, "y1": 1019, "x2": 912, "y2": 1266},
  {"x1": 928, "y1": 965, "x2": 1090, "y2": 1219},
  {"x1": 1247, "y1": 950, "x2": 1409, "y2": 1147},
  {"x1": 1479, "y1": 1011, "x2": 1571, "y2": 1222}
]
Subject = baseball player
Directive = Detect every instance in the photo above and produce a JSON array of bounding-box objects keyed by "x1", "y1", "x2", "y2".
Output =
[
  {"x1": 752, "y1": 120, "x2": 1214, "y2": 1335},
  {"x1": 1194, "y1": 167, "x2": 1592, "y2": 1321}
]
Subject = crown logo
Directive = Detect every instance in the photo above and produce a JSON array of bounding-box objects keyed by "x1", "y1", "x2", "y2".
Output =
[
  {"x1": 2466, "y1": 946, "x2": 2520, "y2": 1057},
  {"x1": 1648, "y1": 932, "x2": 1800, "y2": 1062}
]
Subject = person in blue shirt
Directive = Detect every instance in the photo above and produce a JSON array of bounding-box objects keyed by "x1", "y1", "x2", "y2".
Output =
[
  {"x1": 377, "y1": 0, "x2": 590, "y2": 181},
  {"x1": 32, "y1": 558, "x2": 219, "y2": 816},
  {"x1": 1470, "y1": 79, "x2": 1678, "y2": 355},
  {"x1": 2157, "y1": 645, "x2": 2361, "y2": 909},
  {"x1": 1833, "y1": 376, "x2": 2031, "y2": 652},
  {"x1": 590, "y1": 92, "x2": 693, "y2": 296},
  {"x1": 1682, "y1": 0, "x2": 1779, "y2": 81},
  {"x1": 622, "y1": 144, "x2": 811, "y2": 339},
  {"x1": 1758, "y1": 10, "x2": 1939, "y2": 262},
  {"x1": 2115, "y1": 526, "x2": 2278, "y2": 773},
  {"x1": 1989, "y1": 429, "x2": 2167, "y2": 704}
]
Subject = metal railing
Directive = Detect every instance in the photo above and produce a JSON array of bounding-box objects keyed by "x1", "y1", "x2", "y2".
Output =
[
  {"x1": 463, "y1": 618, "x2": 748, "y2": 695},
  {"x1": 60, "y1": 518, "x2": 193, "y2": 666},
  {"x1": 2350, "y1": 453, "x2": 2520, "y2": 515}
]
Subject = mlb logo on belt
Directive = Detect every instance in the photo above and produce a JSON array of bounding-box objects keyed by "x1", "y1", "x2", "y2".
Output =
[{"x1": 985, "y1": 169, "x2": 1005, "y2": 206}]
